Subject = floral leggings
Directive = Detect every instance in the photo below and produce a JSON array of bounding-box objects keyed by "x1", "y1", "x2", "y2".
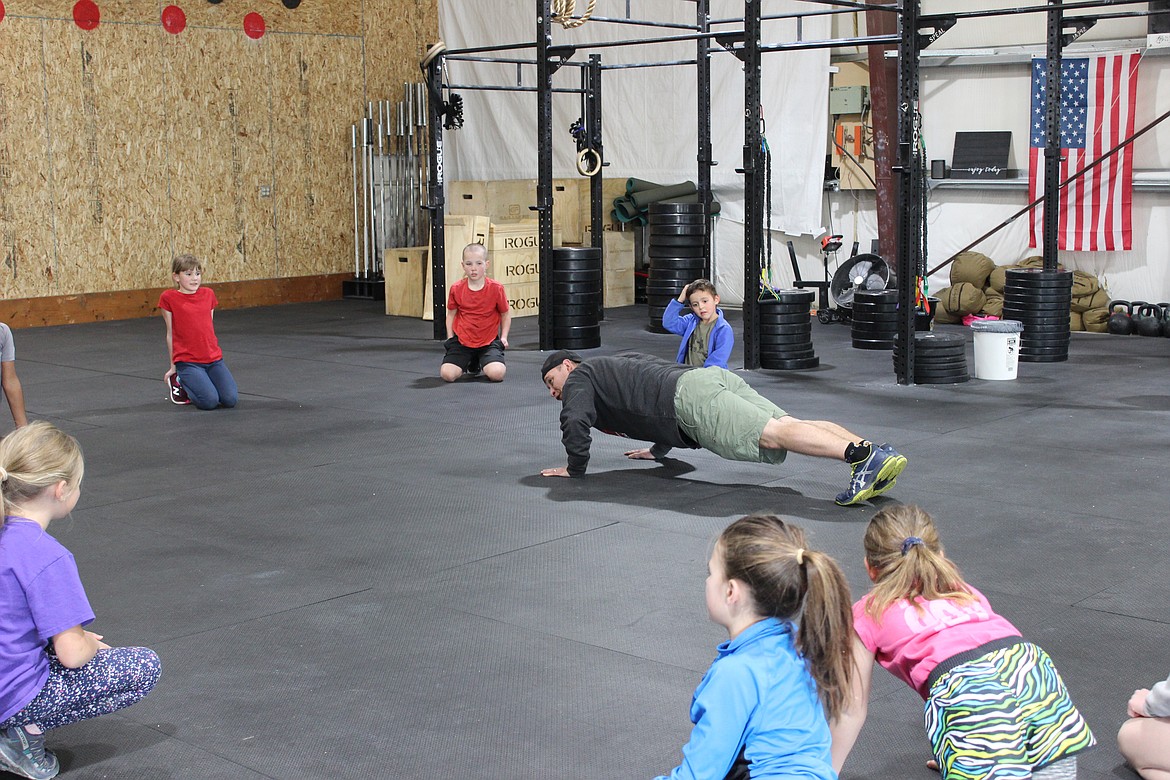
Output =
[{"x1": 0, "y1": 648, "x2": 161, "y2": 732}]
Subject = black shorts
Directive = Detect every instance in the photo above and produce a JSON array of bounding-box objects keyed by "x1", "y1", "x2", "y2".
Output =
[{"x1": 442, "y1": 336, "x2": 505, "y2": 372}]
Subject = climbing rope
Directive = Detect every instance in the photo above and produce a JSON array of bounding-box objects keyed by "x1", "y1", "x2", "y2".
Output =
[{"x1": 551, "y1": 0, "x2": 596, "y2": 29}]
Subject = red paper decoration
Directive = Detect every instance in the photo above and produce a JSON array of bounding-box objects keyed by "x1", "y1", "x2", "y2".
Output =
[
  {"x1": 243, "y1": 12, "x2": 265, "y2": 39},
  {"x1": 73, "y1": 0, "x2": 100, "y2": 30},
  {"x1": 161, "y1": 5, "x2": 186, "y2": 34},
  {"x1": 0, "y1": 2, "x2": 6, "y2": 25}
]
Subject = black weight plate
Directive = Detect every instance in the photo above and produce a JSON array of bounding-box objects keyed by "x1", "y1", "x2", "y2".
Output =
[
  {"x1": 758, "y1": 323, "x2": 814, "y2": 335},
  {"x1": 1021, "y1": 337, "x2": 1071, "y2": 348},
  {"x1": 1004, "y1": 268, "x2": 1073, "y2": 281},
  {"x1": 1018, "y1": 324, "x2": 1072, "y2": 335},
  {"x1": 647, "y1": 235, "x2": 705, "y2": 247},
  {"x1": 551, "y1": 269, "x2": 602, "y2": 283},
  {"x1": 1002, "y1": 282, "x2": 1073, "y2": 294},
  {"x1": 912, "y1": 332, "x2": 965, "y2": 345},
  {"x1": 758, "y1": 301, "x2": 814, "y2": 313},
  {"x1": 1004, "y1": 308, "x2": 1072, "y2": 319},
  {"x1": 647, "y1": 201, "x2": 706, "y2": 214},
  {"x1": 553, "y1": 315, "x2": 600, "y2": 329},
  {"x1": 554, "y1": 324, "x2": 600, "y2": 338},
  {"x1": 851, "y1": 312, "x2": 901, "y2": 324},
  {"x1": 552, "y1": 305, "x2": 600, "y2": 318},
  {"x1": 853, "y1": 290, "x2": 900, "y2": 304},
  {"x1": 648, "y1": 224, "x2": 706, "y2": 236},
  {"x1": 759, "y1": 313, "x2": 814, "y2": 325},
  {"x1": 852, "y1": 302, "x2": 900, "y2": 314},
  {"x1": 760, "y1": 356, "x2": 821, "y2": 370},
  {"x1": 760, "y1": 337, "x2": 814, "y2": 348},
  {"x1": 648, "y1": 246, "x2": 707, "y2": 259},
  {"x1": 852, "y1": 339, "x2": 896, "y2": 350},
  {"x1": 759, "y1": 290, "x2": 815, "y2": 304},
  {"x1": 1021, "y1": 344, "x2": 1070, "y2": 354},
  {"x1": 911, "y1": 351, "x2": 968, "y2": 363},
  {"x1": 645, "y1": 214, "x2": 706, "y2": 226},
  {"x1": 553, "y1": 282, "x2": 601, "y2": 295},
  {"x1": 648, "y1": 259, "x2": 706, "y2": 273},
  {"x1": 647, "y1": 271, "x2": 702, "y2": 285},
  {"x1": 1019, "y1": 353, "x2": 1068, "y2": 363},
  {"x1": 551, "y1": 246, "x2": 602, "y2": 261},
  {"x1": 552, "y1": 258, "x2": 602, "y2": 272},
  {"x1": 553, "y1": 292, "x2": 602, "y2": 306},
  {"x1": 761, "y1": 350, "x2": 818, "y2": 363},
  {"x1": 1002, "y1": 295, "x2": 1072, "y2": 307},
  {"x1": 851, "y1": 323, "x2": 898, "y2": 337},
  {"x1": 913, "y1": 362, "x2": 970, "y2": 373}
]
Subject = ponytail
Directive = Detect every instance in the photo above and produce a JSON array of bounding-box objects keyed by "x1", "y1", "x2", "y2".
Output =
[
  {"x1": 863, "y1": 505, "x2": 974, "y2": 620},
  {"x1": 795, "y1": 548, "x2": 855, "y2": 720},
  {"x1": 719, "y1": 516, "x2": 855, "y2": 720}
]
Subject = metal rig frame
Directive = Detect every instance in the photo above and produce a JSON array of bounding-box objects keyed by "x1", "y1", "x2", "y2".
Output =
[{"x1": 424, "y1": 0, "x2": 1165, "y2": 380}]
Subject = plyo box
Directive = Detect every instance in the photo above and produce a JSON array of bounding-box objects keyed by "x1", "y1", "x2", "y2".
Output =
[
  {"x1": 383, "y1": 246, "x2": 429, "y2": 317},
  {"x1": 447, "y1": 179, "x2": 585, "y2": 245},
  {"x1": 603, "y1": 229, "x2": 636, "y2": 307},
  {"x1": 489, "y1": 219, "x2": 562, "y2": 318},
  {"x1": 422, "y1": 214, "x2": 490, "y2": 321}
]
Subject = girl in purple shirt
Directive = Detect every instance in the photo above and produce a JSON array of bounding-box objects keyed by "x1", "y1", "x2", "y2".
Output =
[{"x1": 0, "y1": 422, "x2": 160, "y2": 779}]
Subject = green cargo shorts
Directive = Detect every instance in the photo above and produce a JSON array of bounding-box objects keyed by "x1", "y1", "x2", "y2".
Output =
[{"x1": 674, "y1": 368, "x2": 788, "y2": 464}]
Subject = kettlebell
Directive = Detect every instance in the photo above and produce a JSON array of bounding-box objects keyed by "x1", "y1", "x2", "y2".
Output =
[
  {"x1": 1129, "y1": 301, "x2": 1150, "y2": 335},
  {"x1": 1106, "y1": 300, "x2": 1133, "y2": 335},
  {"x1": 1136, "y1": 304, "x2": 1163, "y2": 337},
  {"x1": 1158, "y1": 303, "x2": 1170, "y2": 337}
]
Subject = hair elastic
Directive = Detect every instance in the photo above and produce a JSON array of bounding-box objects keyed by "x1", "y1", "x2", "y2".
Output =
[
  {"x1": 795, "y1": 548, "x2": 805, "y2": 565},
  {"x1": 900, "y1": 536, "x2": 924, "y2": 556}
]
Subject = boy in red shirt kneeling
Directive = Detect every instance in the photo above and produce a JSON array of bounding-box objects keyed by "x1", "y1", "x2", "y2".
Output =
[{"x1": 441, "y1": 243, "x2": 511, "y2": 383}]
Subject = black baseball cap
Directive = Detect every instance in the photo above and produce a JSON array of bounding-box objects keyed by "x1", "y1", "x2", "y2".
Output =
[{"x1": 540, "y1": 350, "x2": 583, "y2": 379}]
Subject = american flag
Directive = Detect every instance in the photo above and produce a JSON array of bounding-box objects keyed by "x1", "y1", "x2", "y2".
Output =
[{"x1": 1028, "y1": 53, "x2": 1140, "y2": 251}]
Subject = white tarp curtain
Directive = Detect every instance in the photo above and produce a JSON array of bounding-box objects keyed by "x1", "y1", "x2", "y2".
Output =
[{"x1": 437, "y1": 1, "x2": 832, "y2": 304}]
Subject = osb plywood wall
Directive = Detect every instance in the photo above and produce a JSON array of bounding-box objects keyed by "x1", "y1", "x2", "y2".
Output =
[{"x1": 0, "y1": 0, "x2": 438, "y2": 303}]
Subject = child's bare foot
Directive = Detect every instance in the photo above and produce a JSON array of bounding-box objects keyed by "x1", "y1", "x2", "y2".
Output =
[{"x1": 926, "y1": 759, "x2": 940, "y2": 772}]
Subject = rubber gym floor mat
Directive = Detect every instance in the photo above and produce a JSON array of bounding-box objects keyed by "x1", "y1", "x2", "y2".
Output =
[
  {"x1": 117, "y1": 590, "x2": 704, "y2": 780},
  {"x1": 3, "y1": 299, "x2": 1165, "y2": 779}
]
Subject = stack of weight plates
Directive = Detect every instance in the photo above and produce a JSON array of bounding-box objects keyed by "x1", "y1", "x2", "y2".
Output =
[
  {"x1": 851, "y1": 289, "x2": 899, "y2": 350},
  {"x1": 551, "y1": 246, "x2": 602, "y2": 350},
  {"x1": 1002, "y1": 267, "x2": 1072, "y2": 362},
  {"x1": 893, "y1": 331, "x2": 969, "y2": 384},
  {"x1": 646, "y1": 202, "x2": 707, "y2": 333},
  {"x1": 758, "y1": 289, "x2": 819, "y2": 370}
]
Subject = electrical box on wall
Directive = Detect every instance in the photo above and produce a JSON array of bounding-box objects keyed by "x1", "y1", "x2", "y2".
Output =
[{"x1": 829, "y1": 85, "x2": 867, "y2": 115}]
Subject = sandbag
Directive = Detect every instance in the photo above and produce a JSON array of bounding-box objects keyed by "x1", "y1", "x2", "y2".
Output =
[
  {"x1": 1017, "y1": 255, "x2": 1045, "y2": 269},
  {"x1": 987, "y1": 264, "x2": 1018, "y2": 293},
  {"x1": 1070, "y1": 270, "x2": 1099, "y2": 298},
  {"x1": 1070, "y1": 311, "x2": 1084, "y2": 331},
  {"x1": 981, "y1": 291, "x2": 1004, "y2": 318},
  {"x1": 1071, "y1": 287, "x2": 1110, "y2": 314},
  {"x1": 1083, "y1": 307, "x2": 1110, "y2": 333},
  {"x1": 933, "y1": 292, "x2": 962, "y2": 324},
  {"x1": 950, "y1": 251, "x2": 996, "y2": 289},
  {"x1": 941, "y1": 282, "x2": 986, "y2": 316}
]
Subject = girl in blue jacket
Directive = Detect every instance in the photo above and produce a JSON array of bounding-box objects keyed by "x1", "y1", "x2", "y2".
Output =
[
  {"x1": 663, "y1": 279, "x2": 734, "y2": 368},
  {"x1": 655, "y1": 515, "x2": 855, "y2": 780}
]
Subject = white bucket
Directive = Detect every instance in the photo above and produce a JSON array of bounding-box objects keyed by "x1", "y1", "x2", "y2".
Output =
[{"x1": 971, "y1": 321, "x2": 1023, "y2": 380}]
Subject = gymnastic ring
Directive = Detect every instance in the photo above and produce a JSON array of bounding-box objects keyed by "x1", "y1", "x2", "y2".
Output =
[
  {"x1": 577, "y1": 148, "x2": 601, "y2": 177},
  {"x1": 420, "y1": 41, "x2": 447, "y2": 72}
]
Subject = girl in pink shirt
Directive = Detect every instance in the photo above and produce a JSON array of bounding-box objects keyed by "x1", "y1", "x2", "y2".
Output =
[{"x1": 830, "y1": 505, "x2": 1094, "y2": 780}]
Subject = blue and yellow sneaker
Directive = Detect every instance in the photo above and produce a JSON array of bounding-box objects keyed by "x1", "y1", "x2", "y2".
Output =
[{"x1": 835, "y1": 443, "x2": 907, "y2": 506}]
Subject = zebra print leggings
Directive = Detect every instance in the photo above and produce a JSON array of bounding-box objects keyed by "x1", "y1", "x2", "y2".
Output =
[{"x1": 925, "y1": 641, "x2": 1094, "y2": 779}]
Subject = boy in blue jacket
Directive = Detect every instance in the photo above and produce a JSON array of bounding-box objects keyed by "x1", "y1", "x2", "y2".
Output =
[{"x1": 662, "y1": 279, "x2": 733, "y2": 368}]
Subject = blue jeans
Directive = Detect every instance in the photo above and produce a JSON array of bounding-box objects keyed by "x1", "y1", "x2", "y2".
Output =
[{"x1": 176, "y1": 360, "x2": 238, "y2": 410}]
